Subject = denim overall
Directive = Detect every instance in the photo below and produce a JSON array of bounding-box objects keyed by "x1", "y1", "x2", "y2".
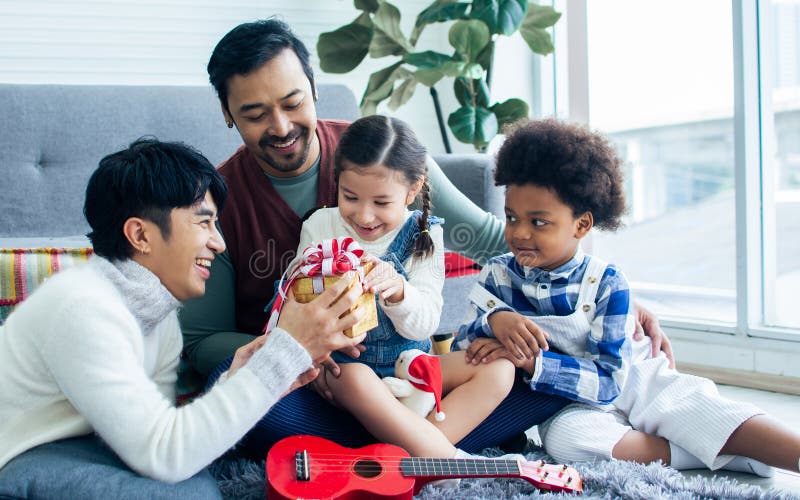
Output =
[{"x1": 332, "y1": 210, "x2": 443, "y2": 377}]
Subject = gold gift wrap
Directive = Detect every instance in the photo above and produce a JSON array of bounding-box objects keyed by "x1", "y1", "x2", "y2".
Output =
[{"x1": 290, "y1": 263, "x2": 378, "y2": 338}]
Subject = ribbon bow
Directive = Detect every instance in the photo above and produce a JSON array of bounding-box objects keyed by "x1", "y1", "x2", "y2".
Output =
[
  {"x1": 299, "y1": 237, "x2": 364, "y2": 291},
  {"x1": 263, "y1": 237, "x2": 365, "y2": 334}
]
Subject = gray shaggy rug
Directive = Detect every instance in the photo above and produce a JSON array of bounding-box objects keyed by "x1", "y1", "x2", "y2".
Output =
[{"x1": 209, "y1": 446, "x2": 798, "y2": 499}]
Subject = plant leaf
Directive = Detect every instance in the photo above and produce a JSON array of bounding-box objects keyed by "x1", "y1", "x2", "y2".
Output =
[
  {"x1": 439, "y1": 61, "x2": 483, "y2": 79},
  {"x1": 353, "y1": 11, "x2": 373, "y2": 28},
  {"x1": 317, "y1": 22, "x2": 373, "y2": 73},
  {"x1": 355, "y1": 0, "x2": 379, "y2": 13},
  {"x1": 414, "y1": 67, "x2": 446, "y2": 86},
  {"x1": 448, "y1": 19, "x2": 489, "y2": 62},
  {"x1": 491, "y1": 97, "x2": 529, "y2": 128},
  {"x1": 416, "y1": 0, "x2": 470, "y2": 26},
  {"x1": 388, "y1": 77, "x2": 417, "y2": 110},
  {"x1": 404, "y1": 50, "x2": 454, "y2": 68},
  {"x1": 440, "y1": 60, "x2": 466, "y2": 76},
  {"x1": 454, "y1": 77, "x2": 490, "y2": 107},
  {"x1": 525, "y1": 2, "x2": 561, "y2": 29},
  {"x1": 461, "y1": 62, "x2": 484, "y2": 79},
  {"x1": 448, "y1": 105, "x2": 498, "y2": 149},
  {"x1": 519, "y1": 4, "x2": 560, "y2": 55},
  {"x1": 469, "y1": 0, "x2": 527, "y2": 36},
  {"x1": 370, "y1": 28, "x2": 407, "y2": 57},
  {"x1": 475, "y1": 40, "x2": 494, "y2": 70},
  {"x1": 361, "y1": 100, "x2": 379, "y2": 116},
  {"x1": 373, "y1": 2, "x2": 413, "y2": 53},
  {"x1": 360, "y1": 62, "x2": 405, "y2": 114},
  {"x1": 412, "y1": 0, "x2": 470, "y2": 44},
  {"x1": 519, "y1": 23, "x2": 554, "y2": 55}
]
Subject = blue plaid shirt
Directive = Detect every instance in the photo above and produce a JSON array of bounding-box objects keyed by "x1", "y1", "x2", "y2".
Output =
[{"x1": 454, "y1": 248, "x2": 634, "y2": 405}]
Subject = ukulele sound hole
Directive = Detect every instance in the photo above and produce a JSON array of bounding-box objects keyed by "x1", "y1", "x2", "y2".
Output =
[{"x1": 353, "y1": 459, "x2": 382, "y2": 478}]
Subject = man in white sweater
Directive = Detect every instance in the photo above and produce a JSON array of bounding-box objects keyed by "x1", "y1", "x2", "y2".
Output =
[{"x1": 0, "y1": 138, "x2": 367, "y2": 499}]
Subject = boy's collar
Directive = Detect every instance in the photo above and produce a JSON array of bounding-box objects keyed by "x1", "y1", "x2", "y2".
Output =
[{"x1": 520, "y1": 247, "x2": 585, "y2": 280}]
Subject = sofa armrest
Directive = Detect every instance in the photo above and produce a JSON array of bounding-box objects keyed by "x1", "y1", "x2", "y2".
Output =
[
  {"x1": 430, "y1": 154, "x2": 502, "y2": 337},
  {"x1": 433, "y1": 154, "x2": 503, "y2": 218}
]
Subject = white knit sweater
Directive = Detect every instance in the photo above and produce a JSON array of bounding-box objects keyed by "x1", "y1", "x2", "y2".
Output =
[{"x1": 0, "y1": 257, "x2": 312, "y2": 482}]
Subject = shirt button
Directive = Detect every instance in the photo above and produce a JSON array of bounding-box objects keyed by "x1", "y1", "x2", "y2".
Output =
[
  {"x1": 582, "y1": 304, "x2": 591, "y2": 312},
  {"x1": 540, "y1": 284, "x2": 548, "y2": 289},
  {"x1": 487, "y1": 300, "x2": 496, "y2": 308},
  {"x1": 588, "y1": 277, "x2": 597, "y2": 284}
]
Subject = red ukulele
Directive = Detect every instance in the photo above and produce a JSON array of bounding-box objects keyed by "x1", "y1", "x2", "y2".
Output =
[{"x1": 267, "y1": 435, "x2": 582, "y2": 499}]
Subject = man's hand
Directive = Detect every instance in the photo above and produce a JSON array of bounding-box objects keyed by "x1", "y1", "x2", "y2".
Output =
[
  {"x1": 228, "y1": 334, "x2": 267, "y2": 377},
  {"x1": 283, "y1": 367, "x2": 321, "y2": 397},
  {"x1": 633, "y1": 302, "x2": 675, "y2": 368},
  {"x1": 464, "y1": 337, "x2": 535, "y2": 374},
  {"x1": 277, "y1": 271, "x2": 368, "y2": 363},
  {"x1": 361, "y1": 254, "x2": 405, "y2": 303},
  {"x1": 487, "y1": 310, "x2": 549, "y2": 360}
]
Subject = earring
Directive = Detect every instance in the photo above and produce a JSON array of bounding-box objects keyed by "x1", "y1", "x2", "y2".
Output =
[{"x1": 226, "y1": 121, "x2": 233, "y2": 129}]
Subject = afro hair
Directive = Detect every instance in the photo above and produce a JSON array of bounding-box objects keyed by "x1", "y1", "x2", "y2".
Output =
[{"x1": 495, "y1": 118, "x2": 627, "y2": 231}]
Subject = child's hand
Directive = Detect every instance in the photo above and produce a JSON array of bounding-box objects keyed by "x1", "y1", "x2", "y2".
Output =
[
  {"x1": 464, "y1": 338, "x2": 536, "y2": 374},
  {"x1": 360, "y1": 254, "x2": 405, "y2": 303},
  {"x1": 487, "y1": 310, "x2": 549, "y2": 360}
]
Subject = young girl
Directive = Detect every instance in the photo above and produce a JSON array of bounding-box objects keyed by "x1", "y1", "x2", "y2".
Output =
[
  {"x1": 290, "y1": 115, "x2": 517, "y2": 460},
  {"x1": 456, "y1": 118, "x2": 800, "y2": 476}
]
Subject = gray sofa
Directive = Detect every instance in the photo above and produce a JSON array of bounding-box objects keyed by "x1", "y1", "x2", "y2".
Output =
[{"x1": 0, "y1": 83, "x2": 502, "y2": 333}]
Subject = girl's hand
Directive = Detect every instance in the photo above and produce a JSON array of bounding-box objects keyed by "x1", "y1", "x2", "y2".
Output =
[
  {"x1": 464, "y1": 338, "x2": 536, "y2": 374},
  {"x1": 309, "y1": 357, "x2": 338, "y2": 402},
  {"x1": 360, "y1": 254, "x2": 405, "y2": 303},
  {"x1": 487, "y1": 310, "x2": 549, "y2": 360}
]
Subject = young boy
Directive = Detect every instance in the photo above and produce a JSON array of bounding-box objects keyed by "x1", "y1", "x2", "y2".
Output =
[{"x1": 454, "y1": 118, "x2": 800, "y2": 476}]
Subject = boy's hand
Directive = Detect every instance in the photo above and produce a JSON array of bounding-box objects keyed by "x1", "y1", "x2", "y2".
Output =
[
  {"x1": 487, "y1": 310, "x2": 549, "y2": 360},
  {"x1": 361, "y1": 254, "x2": 405, "y2": 303},
  {"x1": 464, "y1": 338, "x2": 536, "y2": 374},
  {"x1": 633, "y1": 302, "x2": 675, "y2": 368}
]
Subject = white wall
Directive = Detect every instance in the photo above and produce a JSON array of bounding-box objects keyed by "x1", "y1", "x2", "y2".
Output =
[{"x1": 0, "y1": 0, "x2": 533, "y2": 154}]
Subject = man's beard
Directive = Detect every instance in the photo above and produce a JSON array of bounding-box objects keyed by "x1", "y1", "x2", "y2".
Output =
[{"x1": 257, "y1": 127, "x2": 312, "y2": 174}]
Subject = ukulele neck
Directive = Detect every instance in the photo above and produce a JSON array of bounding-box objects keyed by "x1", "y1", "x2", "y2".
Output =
[{"x1": 400, "y1": 457, "x2": 520, "y2": 479}]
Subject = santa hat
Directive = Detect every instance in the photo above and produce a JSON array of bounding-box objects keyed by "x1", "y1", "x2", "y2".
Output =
[{"x1": 405, "y1": 352, "x2": 446, "y2": 421}]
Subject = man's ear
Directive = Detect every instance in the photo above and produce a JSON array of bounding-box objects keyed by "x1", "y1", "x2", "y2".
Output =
[
  {"x1": 123, "y1": 217, "x2": 151, "y2": 255},
  {"x1": 574, "y1": 212, "x2": 594, "y2": 238},
  {"x1": 220, "y1": 101, "x2": 234, "y2": 128}
]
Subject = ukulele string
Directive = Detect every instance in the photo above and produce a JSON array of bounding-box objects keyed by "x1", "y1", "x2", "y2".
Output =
[{"x1": 300, "y1": 458, "x2": 522, "y2": 474}]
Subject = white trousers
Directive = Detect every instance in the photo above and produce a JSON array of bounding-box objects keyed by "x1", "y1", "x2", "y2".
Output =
[{"x1": 538, "y1": 355, "x2": 763, "y2": 469}]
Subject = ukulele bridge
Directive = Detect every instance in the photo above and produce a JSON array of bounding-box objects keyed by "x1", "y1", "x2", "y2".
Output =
[{"x1": 295, "y1": 450, "x2": 310, "y2": 481}]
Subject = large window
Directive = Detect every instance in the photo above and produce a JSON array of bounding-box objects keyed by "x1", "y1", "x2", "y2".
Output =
[
  {"x1": 580, "y1": 0, "x2": 800, "y2": 341},
  {"x1": 762, "y1": 0, "x2": 800, "y2": 329},
  {"x1": 586, "y1": 0, "x2": 737, "y2": 324}
]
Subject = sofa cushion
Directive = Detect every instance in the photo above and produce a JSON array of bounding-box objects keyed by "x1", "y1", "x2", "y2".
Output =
[{"x1": 0, "y1": 246, "x2": 93, "y2": 323}]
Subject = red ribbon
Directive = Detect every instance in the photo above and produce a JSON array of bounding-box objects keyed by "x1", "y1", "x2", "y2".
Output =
[
  {"x1": 299, "y1": 237, "x2": 363, "y2": 280},
  {"x1": 262, "y1": 237, "x2": 365, "y2": 334}
]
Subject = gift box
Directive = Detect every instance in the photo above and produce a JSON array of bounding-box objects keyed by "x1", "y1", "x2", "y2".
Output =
[{"x1": 290, "y1": 258, "x2": 379, "y2": 338}]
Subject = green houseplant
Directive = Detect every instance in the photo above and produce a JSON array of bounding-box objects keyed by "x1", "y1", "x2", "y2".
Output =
[{"x1": 317, "y1": 0, "x2": 561, "y2": 151}]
